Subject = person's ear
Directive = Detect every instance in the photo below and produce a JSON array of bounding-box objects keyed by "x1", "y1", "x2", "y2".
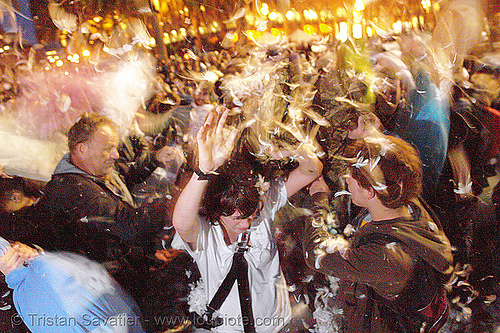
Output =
[
  {"x1": 367, "y1": 187, "x2": 376, "y2": 199},
  {"x1": 75, "y1": 142, "x2": 88, "y2": 155}
]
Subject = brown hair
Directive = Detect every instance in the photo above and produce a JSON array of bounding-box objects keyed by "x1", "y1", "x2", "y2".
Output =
[
  {"x1": 200, "y1": 158, "x2": 262, "y2": 225},
  {"x1": 199, "y1": 134, "x2": 288, "y2": 224},
  {"x1": 67, "y1": 113, "x2": 117, "y2": 153},
  {"x1": 345, "y1": 134, "x2": 422, "y2": 208},
  {"x1": 0, "y1": 177, "x2": 41, "y2": 211}
]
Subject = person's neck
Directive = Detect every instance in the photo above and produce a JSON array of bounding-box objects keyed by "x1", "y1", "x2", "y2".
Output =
[
  {"x1": 69, "y1": 154, "x2": 88, "y2": 173},
  {"x1": 69, "y1": 155, "x2": 104, "y2": 179},
  {"x1": 367, "y1": 200, "x2": 410, "y2": 222},
  {"x1": 221, "y1": 226, "x2": 241, "y2": 246}
]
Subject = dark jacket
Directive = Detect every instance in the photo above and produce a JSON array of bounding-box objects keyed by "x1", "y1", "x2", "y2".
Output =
[
  {"x1": 31, "y1": 154, "x2": 168, "y2": 263},
  {"x1": 303, "y1": 193, "x2": 453, "y2": 332}
]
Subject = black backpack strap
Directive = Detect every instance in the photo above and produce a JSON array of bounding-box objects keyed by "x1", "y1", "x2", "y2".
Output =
[
  {"x1": 234, "y1": 249, "x2": 255, "y2": 332},
  {"x1": 196, "y1": 232, "x2": 256, "y2": 333},
  {"x1": 206, "y1": 253, "x2": 239, "y2": 313}
]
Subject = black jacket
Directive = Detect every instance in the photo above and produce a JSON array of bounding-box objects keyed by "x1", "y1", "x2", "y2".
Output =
[
  {"x1": 32, "y1": 154, "x2": 167, "y2": 263},
  {"x1": 303, "y1": 193, "x2": 453, "y2": 332}
]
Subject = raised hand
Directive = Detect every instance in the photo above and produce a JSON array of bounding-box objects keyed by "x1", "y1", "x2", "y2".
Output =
[{"x1": 196, "y1": 106, "x2": 238, "y2": 174}]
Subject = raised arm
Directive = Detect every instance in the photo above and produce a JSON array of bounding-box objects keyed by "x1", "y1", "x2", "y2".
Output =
[
  {"x1": 172, "y1": 107, "x2": 238, "y2": 247},
  {"x1": 283, "y1": 144, "x2": 323, "y2": 198}
]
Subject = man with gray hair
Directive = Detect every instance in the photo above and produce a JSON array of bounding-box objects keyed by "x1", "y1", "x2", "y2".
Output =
[{"x1": 31, "y1": 113, "x2": 169, "y2": 299}]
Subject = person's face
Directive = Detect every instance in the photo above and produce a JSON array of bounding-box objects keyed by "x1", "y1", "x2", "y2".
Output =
[
  {"x1": 194, "y1": 89, "x2": 210, "y2": 106},
  {"x1": 81, "y1": 125, "x2": 120, "y2": 177},
  {"x1": 345, "y1": 171, "x2": 373, "y2": 207},
  {"x1": 220, "y1": 208, "x2": 259, "y2": 241}
]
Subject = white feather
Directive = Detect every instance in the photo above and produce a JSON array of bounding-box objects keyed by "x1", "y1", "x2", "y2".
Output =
[{"x1": 48, "y1": 2, "x2": 78, "y2": 32}]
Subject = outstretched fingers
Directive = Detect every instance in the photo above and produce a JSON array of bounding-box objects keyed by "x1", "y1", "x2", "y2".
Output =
[
  {"x1": 215, "y1": 106, "x2": 229, "y2": 137},
  {"x1": 216, "y1": 107, "x2": 239, "y2": 157},
  {"x1": 197, "y1": 109, "x2": 216, "y2": 143}
]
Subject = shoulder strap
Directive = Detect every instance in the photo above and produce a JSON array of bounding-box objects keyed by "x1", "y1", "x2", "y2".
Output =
[{"x1": 202, "y1": 232, "x2": 256, "y2": 333}]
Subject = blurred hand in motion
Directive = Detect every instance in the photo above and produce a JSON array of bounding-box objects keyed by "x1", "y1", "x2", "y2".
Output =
[
  {"x1": 154, "y1": 248, "x2": 184, "y2": 264},
  {"x1": 0, "y1": 242, "x2": 39, "y2": 276},
  {"x1": 197, "y1": 106, "x2": 238, "y2": 173}
]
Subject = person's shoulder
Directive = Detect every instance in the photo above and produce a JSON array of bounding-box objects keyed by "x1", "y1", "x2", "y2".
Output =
[
  {"x1": 50, "y1": 172, "x2": 94, "y2": 185},
  {"x1": 45, "y1": 173, "x2": 102, "y2": 198},
  {"x1": 407, "y1": 199, "x2": 434, "y2": 226},
  {"x1": 170, "y1": 103, "x2": 194, "y2": 114}
]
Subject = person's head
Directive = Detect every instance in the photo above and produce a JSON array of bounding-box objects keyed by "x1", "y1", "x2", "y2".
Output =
[
  {"x1": 347, "y1": 113, "x2": 382, "y2": 140},
  {"x1": 193, "y1": 81, "x2": 214, "y2": 106},
  {"x1": 0, "y1": 177, "x2": 39, "y2": 213},
  {"x1": 343, "y1": 133, "x2": 422, "y2": 209},
  {"x1": 201, "y1": 174, "x2": 261, "y2": 228},
  {"x1": 200, "y1": 155, "x2": 264, "y2": 238},
  {"x1": 68, "y1": 113, "x2": 120, "y2": 177}
]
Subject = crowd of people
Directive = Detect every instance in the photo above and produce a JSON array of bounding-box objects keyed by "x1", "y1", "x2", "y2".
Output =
[{"x1": 0, "y1": 1, "x2": 500, "y2": 332}]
